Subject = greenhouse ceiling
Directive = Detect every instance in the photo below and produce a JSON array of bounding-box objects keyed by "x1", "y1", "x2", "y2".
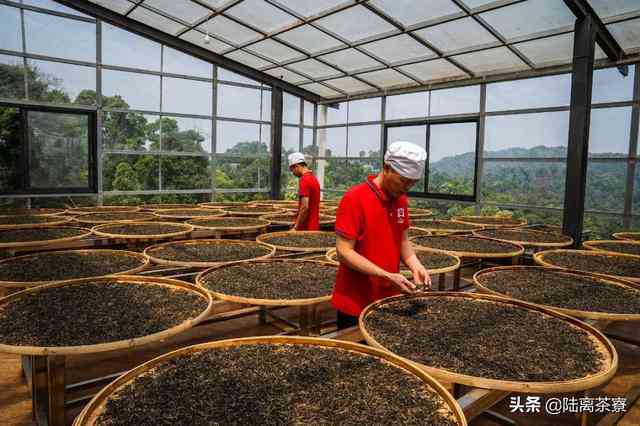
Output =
[{"x1": 76, "y1": 0, "x2": 640, "y2": 101}]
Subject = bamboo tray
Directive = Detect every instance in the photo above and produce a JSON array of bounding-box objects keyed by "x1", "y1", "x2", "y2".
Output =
[
  {"x1": 196, "y1": 259, "x2": 336, "y2": 306},
  {"x1": 199, "y1": 201, "x2": 248, "y2": 209},
  {"x1": 534, "y1": 249, "x2": 640, "y2": 283},
  {"x1": 141, "y1": 204, "x2": 197, "y2": 211},
  {"x1": 0, "y1": 275, "x2": 212, "y2": 356},
  {"x1": 412, "y1": 219, "x2": 484, "y2": 234},
  {"x1": 473, "y1": 266, "x2": 640, "y2": 321},
  {"x1": 0, "y1": 208, "x2": 66, "y2": 217},
  {"x1": 257, "y1": 230, "x2": 335, "y2": 253},
  {"x1": 472, "y1": 228, "x2": 573, "y2": 248},
  {"x1": 0, "y1": 215, "x2": 72, "y2": 230},
  {"x1": 144, "y1": 239, "x2": 275, "y2": 268},
  {"x1": 91, "y1": 222, "x2": 194, "y2": 241},
  {"x1": 452, "y1": 215, "x2": 527, "y2": 228},
  {"x1": 65, "y1": 206, "x2": 141, "y2": 214},
  {"x1": 613, "y1": 231, "x2": 640, "y2": 241},
  {"x1": 152, "y1": 208, "x2": 226, "y2": 220},
  {"x1": 0, "y1": 249, "x2": 149, "y2": 288},
  {"x1": 261, "y1": 212, "x2": 335, "y2": 226},
  {"x1": 0, "y1": 226, "x2": 92, "y2": 249},
  {"x1": 74, "y1": 335, "x2": 466, "y2": 426},
  {"x1": 408, "y1": 208, "x2": 433, "y2": 219},
  {"x1": 222, "y1": 206, "x2": 286, "y2": 217},
  {"x1": 410, "y1": 235, "x2": 524, "y2": 259},
  {"x1": 583, "y1": 240, "x2": 640, "y2": 256},
  {"x1": 73, "y1": 212, "x2": 156, "y2": 225},
  {"x1": 186, "y1": 217, "x2": 270, "y2": 233},
  {"x1": 360, "y1": 292, "x2": 618, "y2": 393}
]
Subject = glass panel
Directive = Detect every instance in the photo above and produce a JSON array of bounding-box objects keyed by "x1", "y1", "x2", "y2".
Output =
[
  {"x1": 348, "y1": 124, "x2": 380, "y2": 158},
  {"x1": 319, "y1": 103, "x2": 347, "y2": 126},
  {"x1": 282, "y1": 125, "x2": 300, "y2": 155},
  {"x1": 635, "y1": 166, "x2": 640, "y2": 214},
  {"x1": 90, "y1": 0, "x2": 133, "y2": 15},
  {"x1": 317, "y1": 126, "x2": 346, "y2": 157},
  {"x1": 247, "y1": 39, "x2": 304, "y2": 63},
  {"x1": 590, "y1": 107, "x2": 631, "y2": 157},
  {"x1": 261, "y1": 90, "x2": 272, "y2": 122},
  {"x1": 428, "y1": 122, "x2": 476, "y2": 196},
  {"x1": 452, "y1": 47, "x2": 528, "y2": 75},
  {"x1": 303, "y1": 127, "x2": 314, "y2": 156},
  {"x1": 348, "y1": 98, "x2": 381, "y2": 123},
  {"x1": 161, "y1": 116, "x2": 212, "y2": 153},
  {"x1": 324, "y1": 76, "x2": 374, "y2": 94},
  {"x1": 482, "y1": 161, "x2": 567, "y2": 208},
  {"x1": 274, "y1": 0, "x2": 353, "y2": 19},
  {"x1": 360, "y1": 34, "x2": 436, "y2": 64},
  {"x1": 103, "y1": 69, "x2": 160, "y2": 111},
  {"x1": 315, "y1": 5, "x2": 397, "y2": 43},
  {"x1": 588, "y1": 0, "x2": 640, "y2": 19},
  {"x1": 217, "y1": 84, "x2": 262, "y2": 120},
  {"x1": 276, "y1": 25, "x2": 344, "y2": 54},
  {"x1": 216, "y1": 121, "x2": 268, "y2": 155},
  {"x1": 607, "y1": 18, "x2": 640, "y2": 54},
  {"x1": 299, "y1": 82, "x2": 342, "y2": 98},
  {"x1": 583, "y1": 214, "x2": 625, "y2": 240},
  {"x1": 24, "y1": 0, "x2": 89, "y2": 16},
  {"x1": 484, "y1": 112, "x2": 570, "y2": 157},
  {"x1": 103, "y1": 154, "x2": 159, "y2": 191},
  {"x1": 162, "y1": 46, "x2": 212, "y2": 78},
  {"x1": 513, "y1": 33, "x2": 607, "y2": 68},
  {"x1": 144, "y1": 0, "x2": 210, "y2": 24},
  {"x1": 283, "y1": 93, "x2": 300, "y2": 125},
  {"x1": 318, "y1": 48, "x2": 384, "y2": 73},
  {"x1": 586, "y1": 160, "x2": 627, "y2": 213},
  {"x1": 386, "y1": 92, "x2": 428, "y2": 120},
  {"x1": 303, "y1": 101, "x2": 314, "y2": 126},
  {"x1": 225, "y1": 50, "x2": 273, "y2": 69},
  {"x1": 487, "y1": 74, "x2": 572, "y2": 111},
  {"x1": 161, "y1": 156, "x2": 210, "y2": 190},
  {"x1": 369, "y1": 0, "x2": 463, "y2": 27},
  {"x1": 0, "y1": 55, "x2": 26, "y2": 99},
  {"x1": 180, "y1": 29, "x2": 233, "y2": 54},
  {"x1": 398, "y1": 59, "x2": 467, "y2": 83},
  {"x1": 413, "y1": 17, "x2": 499, "y2": 54},
  {"x1": 129, "y1": 6, "x2": 185, "y2": 34},
  {"x1": 218, "y1": 68, "x2": 261, "y2": 86},
  {"x1": 162, "y1": 77, "x2": 212, "y2": 116},
  {"x1": 359, "y1": 69, "x2": 416, "y2": 89},
  {"x1": 225, "y1": 0, "x2": 300, "y2": 33},
  {"x1": 338, "y1": 158, "x2": 380, "y2": 188},
  {"x1": 102, "y1": 112, "x2": 159, "y2": 151},
  {"x1": 0, "y1": 106, "x2": 23, "y2": 192},
  {"x1": 27, "y1": 111, "x2": 89, "y2": 189},
  {"x1": 0, "y1": 5, "x2": 22, "y2": 53},
  {"x1": 430, "y1": 85, "x2": 480, "y2": 116},
  {"x1": 264, "y1": 67, "x2": 309, "y2": 84},
  {"x1": 592, "y1": 66, "x2": 635, "y2": 104},
  {"x1": 28, "y1": 59, "x2": 96, "y2": 105},
  {"x1": 24, "y1": 11, "x2": 96, "y2": 62},
  {"x1": 286, "y1": 59, "x2": 341, "y2": 79},
  {"x1": 199, "y1": 15, "x2": 261, "y2": 45},
  {"x1": 102, "y1": 23, "x2": 161, "y2": 71},
  {"x1": 216, "y1": 156, "x2": 271, "y2": 189}
]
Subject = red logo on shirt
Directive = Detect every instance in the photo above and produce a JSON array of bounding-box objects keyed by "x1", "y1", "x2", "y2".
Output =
[{"x1": 397, "y1": 208, "x2": 405, "y2": 224}]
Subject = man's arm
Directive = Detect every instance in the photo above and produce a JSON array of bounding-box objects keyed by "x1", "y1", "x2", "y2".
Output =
[
  {"x1": 293, "y1": 197, "x2": 309, "y2": 230},
  {"x1": 336, "y1": 234, "x2": 417, "y2": 294},
  {"x1": 400, "y1": 230, "x2": 432, "y2": 289}
]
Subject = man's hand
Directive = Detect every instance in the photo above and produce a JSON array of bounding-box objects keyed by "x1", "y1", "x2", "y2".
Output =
[
  {"x1": 385, "y1": 272, "x2": 417, "y2": 294},
  {"x1": 411, "y1": 265, "x2": 432, "y2": 291}
]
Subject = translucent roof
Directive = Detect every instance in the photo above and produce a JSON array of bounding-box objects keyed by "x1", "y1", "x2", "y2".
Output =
[{"x1": 93, "y1": 0, "x2": 640, "y2": 100}]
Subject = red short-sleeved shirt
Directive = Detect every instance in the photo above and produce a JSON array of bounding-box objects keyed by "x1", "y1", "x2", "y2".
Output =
[
  {"x1": 331, "y1": 175, "x2": 410, "y2": 316},
  {"x1": 297, "y1": 171, "x2": 321, "y2": 231}
]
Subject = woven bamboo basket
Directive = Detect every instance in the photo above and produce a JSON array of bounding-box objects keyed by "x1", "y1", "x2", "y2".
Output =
[
  {"x1": 73, "y1": 212, "x2": 156, "y2": 225},
  {"x1": 0, "y1": 275, "x2": 212, "y2": 356},
  {"x1": 144, "y1": 239, "x2": 275, "y2": 268},
  {"x1": 65, "y1": 206, "x2": 141, "y2": 215},
  {"x1": 195, "y1": 259, "x2": 337, "y2": 306},
  {"x1": 0, "y1": 249, "x2": 149, "y2": 288},
  {"x1": 186, "y1": 217, "x2": 270, "y2": 236},
  {"x1": 534, "y1": 249, "x2": 640, "y2": 283},
  {"x1": 0, "y1": 215, "x2": 72, "y2": 230},
  {"x1": 582, "y1": 240, "x2": 640, "y2": 257},
  {"x1": 0, "y1": 226, "x2": 92, "y2": 249},
  {"x1": 257, "y1": 230, "x2": 335, "y2": 253},
  {"x1": 407, "y1": 227, "x2": 431, "y2": 238},
  {"x1": 223, "y1": 205, "x2": 286, "y2": 217},
  {"x1": 452, "y1": 215, "x2": 527, "y2": 228},
  {"x1": 73, "y1": 335, "x2": 466, "y2": 426},
  {"x1": 410, "y1": 235, "x2": 525, "y2": 259},
  {"x1": 141, "y1": 203, "x2": 198, "y2": 211},
  {"x1": 360, "y1": 292, "x2": 617, "y2": 393},
  {"x1": 613, "y1": 231, "x2": 640, "y2": 241},
  {"x1": 408, "y1": 208, "x2": 433, "y2": 219},
  {"x1": 260, "y1": 212, "x2": 335, "y2": 227},
  {"x1": 199, "y1": 201, "x2": 248, "y2": 209},
  {"x1": 152, "y1": 208, "x2": 226, "y2": 220},
  {"x1": 472, "y1": 228, "x2": 573, "y2": 249},
  {"x1": 91, "y1": 222, "x2": 194, "y2": 241},
  {"x1": 0, "y1": 208, "x2": 66, "y2": 217},
  {"x1": 473, "y1": 266, "x2": 640, "y2": 321},
  {"x1": 411, "y1": 219, "x2": 484, "y2": 235}
]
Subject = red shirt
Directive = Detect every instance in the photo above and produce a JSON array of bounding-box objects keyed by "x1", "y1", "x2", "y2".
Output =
[
  {"x1": 297, "y1": 171, "x2": 321, "y2": 231},
  {"x1": 332, "y1": 175, "x2": 410, "y2": 316}
]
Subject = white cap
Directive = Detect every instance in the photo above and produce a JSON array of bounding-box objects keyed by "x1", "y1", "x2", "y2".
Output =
[
  {"x1": 288, "y1": 152, "x2": 306, "y2": 167},
  {"x1": 384, "y1": 141, "x2": 427, "y2": 180}
]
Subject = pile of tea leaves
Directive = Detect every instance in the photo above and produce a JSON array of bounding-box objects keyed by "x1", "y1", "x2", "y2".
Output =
[
  {"x1": 146, "y1": 241, "x2": 272, "y2": 264},
  {"x1": 143, "y1": 204, "x2": 196, "y2": 210},
  {"x1": 187, "y1": 217, "x2": 268, "y2": 229},
  {"x1": 0, "y1": 216, "x2": 68, "y2": 226},
  {"x1": 540, "y1": 251, "x2": 640, "y2": 278},
  {"x1": 0, "y1": 227, "x2": 88, "y2": 244},
  {"x1": 412, "y1": 252, "x2": 458, "y2": 271},
  {"x1": 264, "y1": 213, "x2": 334, "y2": 225},
  {"x1": 526, "y1": 224, "x2": 564, "y2": 235},
  {"x1": 0, "y1": 208, "x2": 64, "y2": 216},
  {"x1": 154, "y1": 209, "x2": 224, "y2": 218},
  {"x1": 412, "y1": 236, "x2": 522, "y2": 255},
  {"x1": 586, "y1": 241, "x2": 640, "y2": 256},
  {"x1": 0, "y1": 250, "x2": 146, "y2": 283},
  {"x1": 363, "y1": 296, "x2": 604, "y2": 382},
  {"x1": 0, "y1": 281, "x2": 207, "y2": 346},
  {"x1": 408, "y1": 228, "x2": 431, "y2": 238},
  {"x1": 261, "y1": 232, "x2": 336, "y2": 249},
  {"x1": 412, "y1": 220, "x2": 480, "y2": 231},
  {"x1": 455, "y1": 216, "x2": 523, "y2": 226},
  {"x1": 95, "y1": 344, "x2": 459, "y2": 426},
  {"x1": 475, "y1": 229, "x2": 572, "y2": 245},
  {"x1": 95, "y1": 223, "x2": 190, "y2": 237},
  {"x1": 226, "y1": 206, "x2": 283, "y2": 214},
  {"x1": 201, "y1": 261, "x2": 336, "y2": 301},
  {"x1": 476, "y1": 268, "x2": 640, "y2": 314},
  {"x1": 75, "y1": 212, "x2": 154, "y2": 224}
]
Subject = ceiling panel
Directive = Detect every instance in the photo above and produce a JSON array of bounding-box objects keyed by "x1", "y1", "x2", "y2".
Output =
[
  {"x1": 368, "y1": 0, "x2": 464, "y2": 28},
  {"x1": 398, "y1": 59, "x2": 467, "y2": 82},
  {"x1": 180, "y1": 29, "x2": 234, "y2": 53},
  {"x1": 452, "y1": 46, "x2": 529, "y2": 75},
  {"x1": 514, "y1": 33, "x2": 607, "y2": 68},
  {"x1": 413, "y1": 17, "x2": 500, "y2": 54},
  {"x1": 588, "y1": 0, "x2": 640, "y2": 21},
  {"x1": 357, "y1": 68, "x2": 417, "y2": 88},
  {"x1": 89, "y1": 0, "x2": 133, "y2": 14},
  {"x1": 315, "y1": 5, "x2": 398, "y2": 43},
  {"x1": 276, "y1": 25, "x2": 345, "y2": 54},
  {"x1": 317, "y1": 48, "x2": 384, "y2": 73},
  {"x1": 287, "y1": 59, "x2": 342, "y2": 79},
  {"x1": 264, "y1": 67, "x2": 310, "y2": 84},
  {"x1": 271, "y1": 0, "x2": 354, "y2": 19},
  {"x1": 323, "y1": 76, "x2": 375, "y2": 93},
  {"x1": 129, "y1": 6, "x2": 186, "y2": 34},
  {"x1": 143, "y1": 0, "x2": 210, "y2": 24},
  {"x1": 299, "y1": 82, "x2": 343, "y2": 97},
  {"x1": 198, "y1": 14, "x2": 262, "y2": 45},
  {"x1": 608, "y1": 18, "x2": 640, "y2": 54},
  {"x1": 246, "y1": 38, "x2": 305, "y2": 63},
  {"x1": 359, "y1": 34, "x2": 437, "y2": 65},
  {"x1": 225, "y1": 49, "x2": 274, "y2": 69},
  {"x1": 225, "y1": 0, "x2": 301, "y2": 33}
]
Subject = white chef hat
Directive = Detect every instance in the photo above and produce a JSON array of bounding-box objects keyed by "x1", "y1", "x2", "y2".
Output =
[
  {"x1": 384, "y1": 141, "x2": 427, "y2": 180},
  {"x1": 288, "y1": 152, "x2": 306, "y2": 167}
]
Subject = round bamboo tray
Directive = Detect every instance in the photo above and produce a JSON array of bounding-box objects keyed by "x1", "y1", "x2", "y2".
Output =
[
  {"x1": 321, "y1": 200, "x2": 341, "y2": 207},
  {"x1": 199, "y1": 201, "x2": 248, "y2": 209},
  {"x1": 0, "y1": 215, "x2": 72, "y2": 230},
  {"x1": 257, "y1": 230, "x2": 335, "y2": 253},
  {"x1": 325, "y1": 248, "x2": 338, "y2": 264},
  {"x1": 410, "y1": 235, "x2": 525, "y2": 259},
  {"x1": 73, "y1": 212, "x2": 156, "y2": 225},
  {"x1": 613, "y1": 231, "x2": 640, "y2": 241},
  {"x1": 65, "y1": 206, "x2": 141, "y2": 214},
  {"x1": 261, "y1": 212, "x2": 335, "y2": 227},
  {"x1": 152, "y1": 208, "x2": 226, "y2": 220},
  {"x1": 74, "y1": 335, "x2": 466, "y2": 426},
  {"x1": 320, "y1": 206, "x2": 338, "y2": 215},
  {"x1": 452, "y1": 215, "x2": 527, "y2": 228},
  {"x1": 407, "y1": 227, "x2": 431, "y2": 238},
  {"x1": 144, "y1": 239, "x2": 275, "y2": 268},
  {"x1": 360, "y1": 292, "x2": 618, "y2": 393},
  {"x1": 412, "y1": 219, "x2": 484, "y2": 235},
  {"x1": 196, "y1": 259, "x2": 337, "y2": 306},
  {"x1": 251, "y1": 200, "x2": 298, "y2": 208},
  {"x1": 222, "y1": 206, "x2": 286, "y2": 217},
  {"x1": 583, "y1": 240, "x2": 640, "y2": 257},
  {"x1": 408, "y1": 208, "x2": 433, "y2": 219},
  {"x1": 472, "y1": 228, "x2": 573, "y2": 249},
  {"x1": 91, "y1": 222, "x2": 194, "y2": 241},
  {"x1": 141, "y1": 203, "x2": 197, "y2": 211},
  {"x1": 0, "y1": 249, "x2": 149, "y2": 288},
  {"x1": 473, "y1": 266, "x2": 640, "y2": 321},
  {"x1": 0, "y1": 208, "x2": 65, "y2": 217},
  {"x1": 0, "y1": 226, "x2": 92, "y2": 249},
  {"x1": 0, "y1": 275, "x2": 212, "y2": 356},
  {"x1": 534, "y1": 249, "x2": 640, "y2": 283},
  {"x1": 185, "y1": 217, "x2": 270, "y2": 238}
]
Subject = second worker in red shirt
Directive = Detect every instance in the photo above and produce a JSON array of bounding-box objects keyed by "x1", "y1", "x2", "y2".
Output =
[{"x1": 288, "y1": 152, "x2": 321, "y2": 231}]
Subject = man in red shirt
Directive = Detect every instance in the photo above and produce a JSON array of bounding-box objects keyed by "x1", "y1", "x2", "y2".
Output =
[
  {"x1": 288, "y1": 152, "x2": 321, "y2": 231},
  {"x1": 332, "y1": 141, "x2": 432, "y2": 329}
]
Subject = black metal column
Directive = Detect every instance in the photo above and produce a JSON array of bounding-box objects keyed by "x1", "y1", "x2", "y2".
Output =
[
  {"x1": 271, "y1": 87, "x2": 283, "y2": 200},
  {"x1": 562, "y1": 15, "x2": 597, "y2": 246}
]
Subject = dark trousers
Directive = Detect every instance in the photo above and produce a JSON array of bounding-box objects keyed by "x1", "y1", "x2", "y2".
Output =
[{"x1": 336, "y1": 310, "x2": 358, "y2": 330}]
